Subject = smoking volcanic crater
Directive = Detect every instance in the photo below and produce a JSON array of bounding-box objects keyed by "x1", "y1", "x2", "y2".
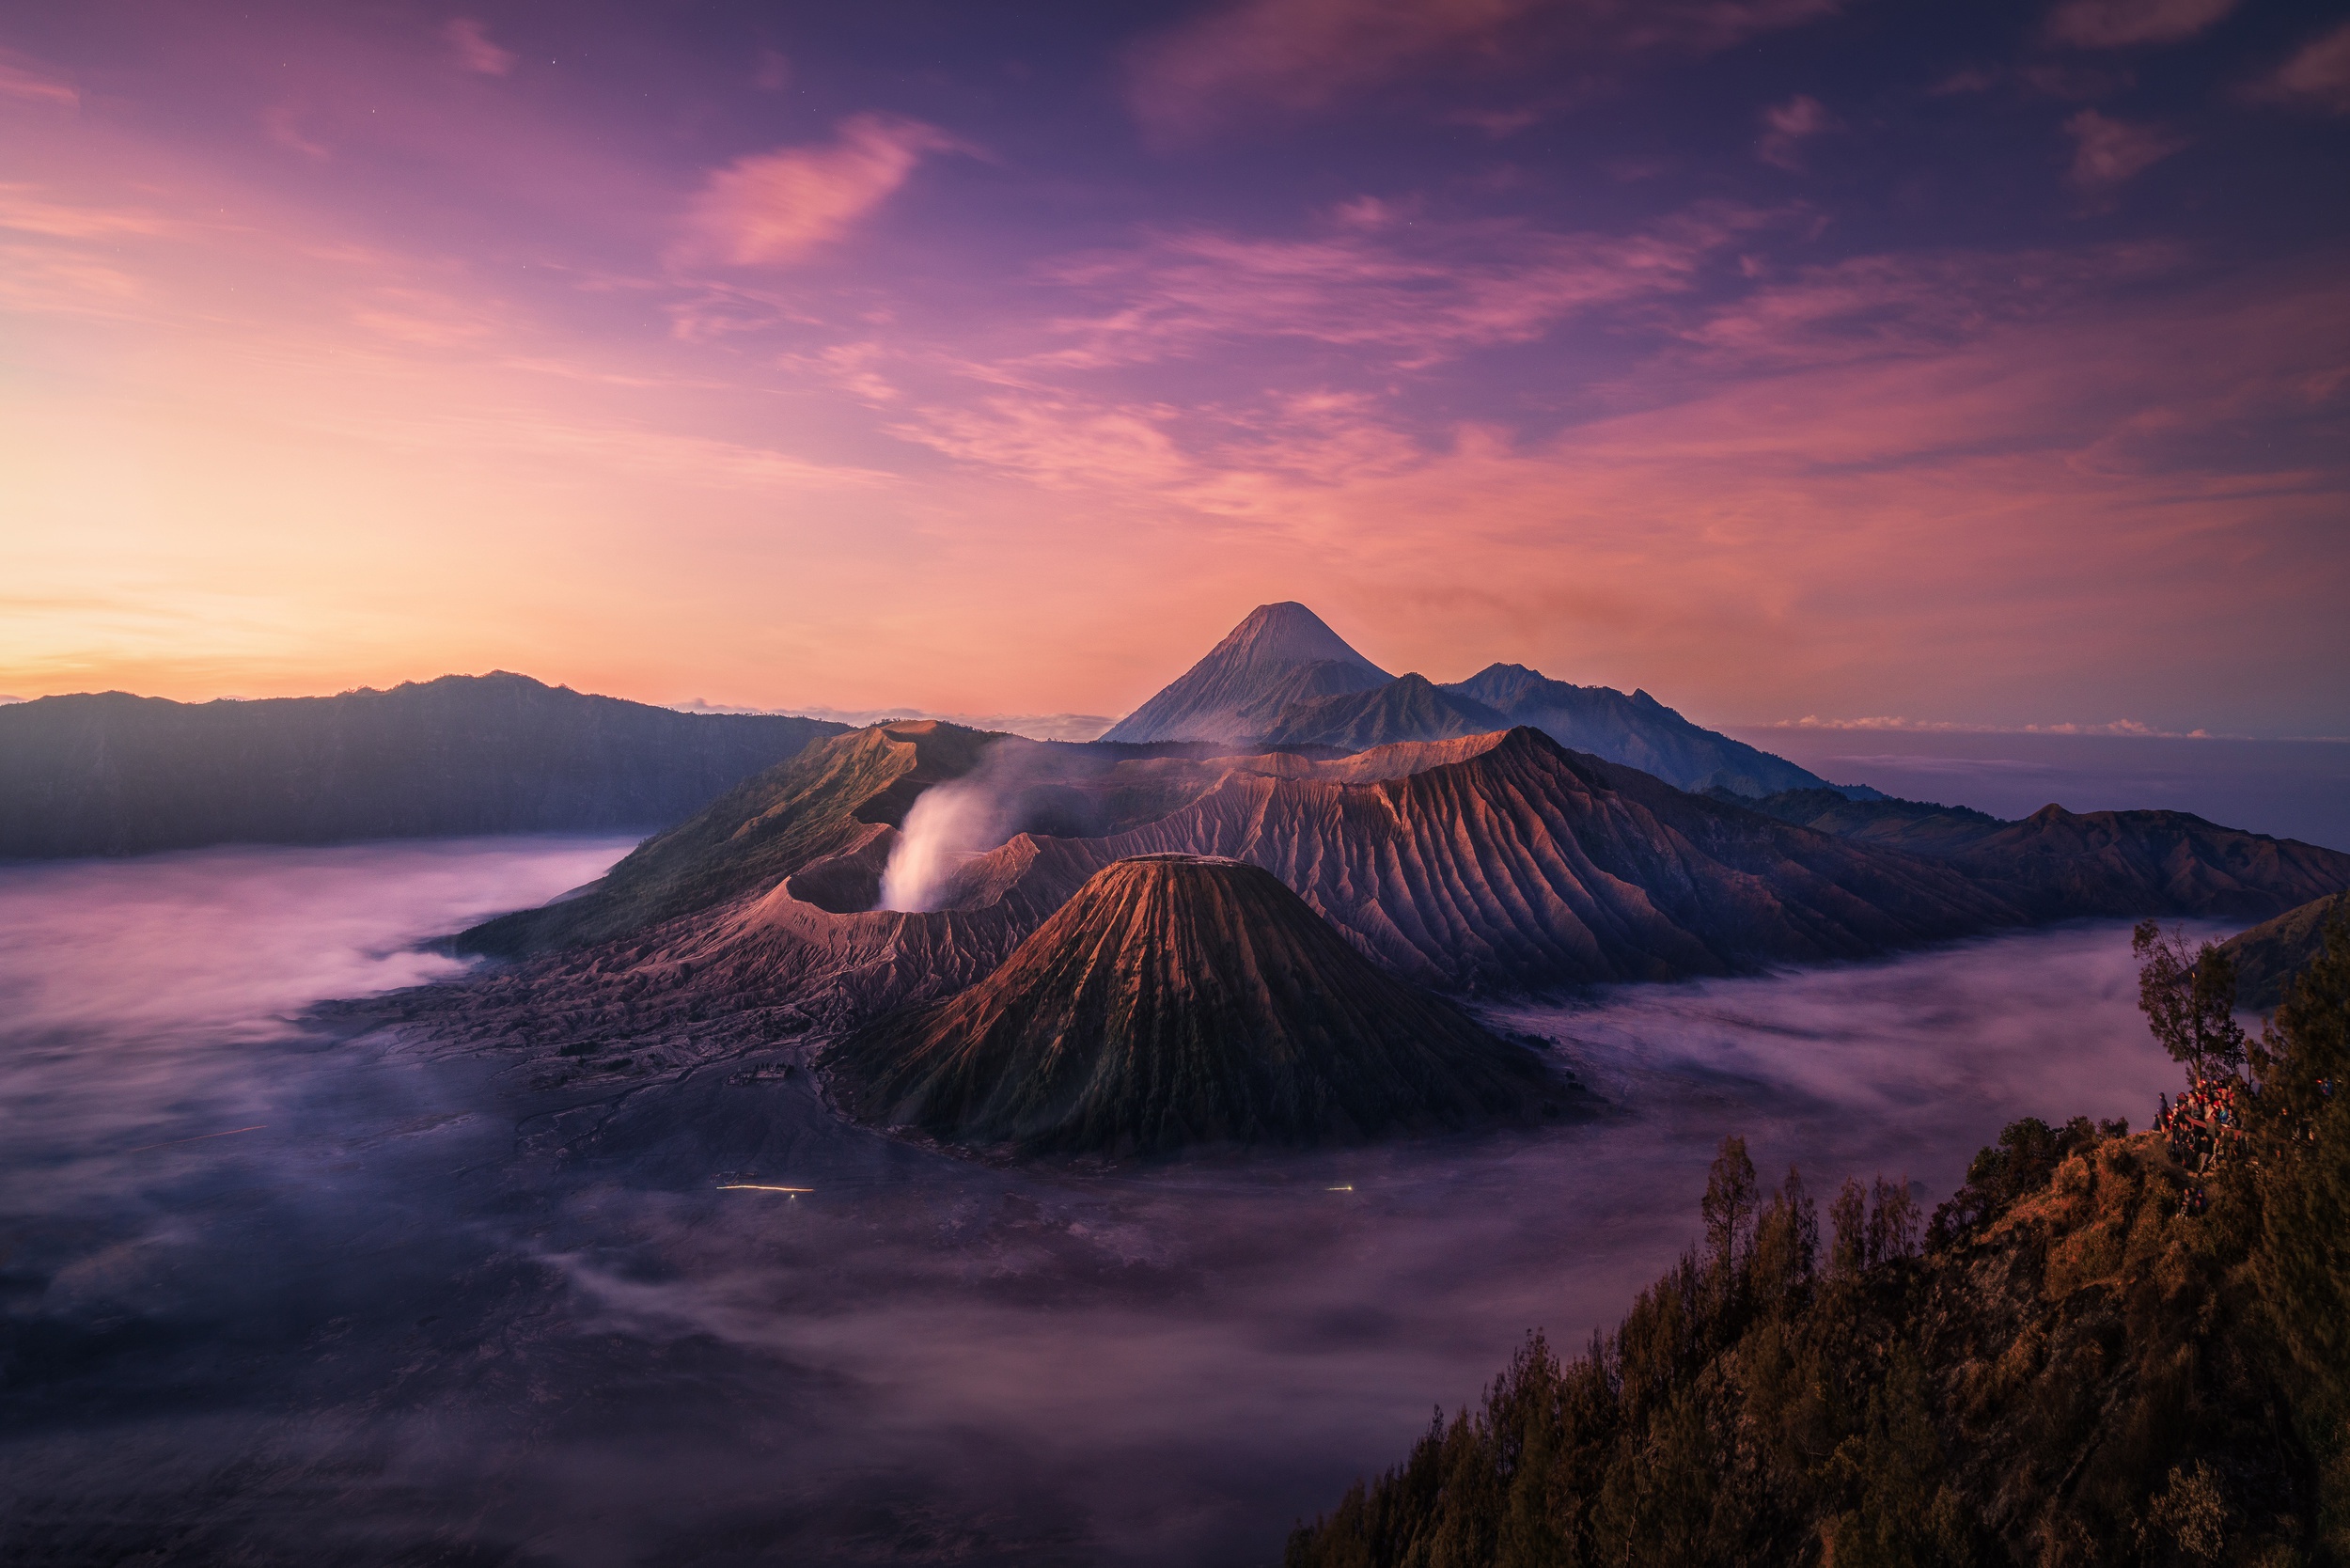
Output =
[{"x1": 392, "y1": 604, "x2": 2350, "y2": 1164}]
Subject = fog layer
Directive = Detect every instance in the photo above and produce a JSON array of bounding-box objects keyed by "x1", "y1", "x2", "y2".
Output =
[{"x1": 0, "y1": 840, "x2": 2183, "y2": 1567}]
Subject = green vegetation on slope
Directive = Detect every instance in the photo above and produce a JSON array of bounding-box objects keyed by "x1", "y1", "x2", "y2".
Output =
[{"x1": 1285, "y1": 915, "x2": 2350, "y2": 1567}]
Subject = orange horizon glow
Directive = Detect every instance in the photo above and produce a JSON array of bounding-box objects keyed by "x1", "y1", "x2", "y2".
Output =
[{"x1": 3, "y1": 5, "x2": 2345, "y2": 737}]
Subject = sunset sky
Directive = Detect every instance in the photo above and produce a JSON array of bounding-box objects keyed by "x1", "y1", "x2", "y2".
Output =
[{"x1": 3, "y1": 0, "x2": 2345, "y2": 736}]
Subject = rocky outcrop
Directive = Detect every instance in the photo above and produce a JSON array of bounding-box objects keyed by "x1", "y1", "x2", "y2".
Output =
[
  {"x1": 0, "y1": 673, "x2": 844, "y2": 857},
  {"x1": 824, "y1": 855, "x2": 1560, "y2": 1154}
]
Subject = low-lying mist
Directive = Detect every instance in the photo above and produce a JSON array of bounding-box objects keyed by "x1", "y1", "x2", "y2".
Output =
[{"x1": 0, "y1": 839, "x2": 2186, "y2": 1567}]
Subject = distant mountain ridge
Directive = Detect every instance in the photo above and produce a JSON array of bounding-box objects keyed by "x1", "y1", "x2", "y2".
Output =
[
  {"x1": 1729, "y1": 787, "x2": 2350, "y2": 923},
  {"x1": 1442, "y1": 663, "x2": 1832, "y2": 796},
  {"x1": 1101, "y1": 604, "x2": 1837, "y2": 796},
  {"x1": 0, "y1": 674, "x2": 846, "y2": 857},
  {"x1": 2220, "y1": 891, "x2": 2350, "y2": 1011}
]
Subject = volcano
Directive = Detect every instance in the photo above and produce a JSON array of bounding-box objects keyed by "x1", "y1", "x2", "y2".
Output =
[
  {"x1": 1099, "y1": 603, "x2": 1392, "y2": 744},
  {"x1": 823, "y1": 855, "x2": 1558, "y2": 1155}
]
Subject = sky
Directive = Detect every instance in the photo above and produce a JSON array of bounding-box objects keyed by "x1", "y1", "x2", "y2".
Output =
[{"x1": 2, "y1": 0, "x2": 2346, "y2": 737}]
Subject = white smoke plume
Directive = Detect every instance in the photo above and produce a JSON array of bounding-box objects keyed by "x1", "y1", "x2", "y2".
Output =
[
  {"x1": 876, "y1": 739, "x2": 1111, "y2": 912},
  {"x1": 877, "y1": 775, "x2": 1007, "y2": 912}
]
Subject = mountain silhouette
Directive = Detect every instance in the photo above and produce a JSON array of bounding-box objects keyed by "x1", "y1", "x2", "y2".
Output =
[
  {"x1": 0, "y1": 673, "x2": 844, "y2": 857},
  {"x1": 1732, "y1": 788, "x2": 2350, "y2": 923}
]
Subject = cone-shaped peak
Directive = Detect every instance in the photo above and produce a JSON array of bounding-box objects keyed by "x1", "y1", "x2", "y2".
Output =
[
  {"x1": 823, "y1": 854, "x2": 1555, "y2": 1154},
  {"x1": 1101, "y1": 603, "x2": 1391, "y2": 744},
  {"x1": 1208, "y1": 603, "x2": 1383, "y2": 670}
]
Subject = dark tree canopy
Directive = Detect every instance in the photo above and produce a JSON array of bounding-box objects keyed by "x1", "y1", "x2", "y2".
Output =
[
  {"x1": 1283, "y1": 922, "x2": 2350, "y2": 1566},
  {"x1": 2134, "y1": 918, "x2": 2249, "y2": 1082}
]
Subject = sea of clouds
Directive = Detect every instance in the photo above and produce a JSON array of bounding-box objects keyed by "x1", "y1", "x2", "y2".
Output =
[{"x1": 0, "y1": 839, "x2": 2188, "y2": 1566}]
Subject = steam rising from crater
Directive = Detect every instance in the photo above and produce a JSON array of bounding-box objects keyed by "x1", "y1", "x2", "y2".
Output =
[
  {"x1": 878, "y1": 773, "x2": 1007, "y2": 911},
  {"x1": 876, "y1": 738, "x2": 1115, "y2": 912}
]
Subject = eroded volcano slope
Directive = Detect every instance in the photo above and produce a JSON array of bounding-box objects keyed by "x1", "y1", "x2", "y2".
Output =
[
  {"x1": 925, "y1": 729, "x2": 2023, "y2": 991},
  {"x1": 824, "y1": 855, "x2": 1559, "y2": 1154}
]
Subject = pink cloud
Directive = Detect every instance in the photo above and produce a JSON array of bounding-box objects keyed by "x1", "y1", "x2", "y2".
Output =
[
  {"x1": 264, "y1": 104, "x2": 331, "y2": 161},
  {"x1": 680, "y1": 115, "x2": 963, "y2": 268},
  {"x1": 1672, "y1": 244, "x2": 2180, "y2": 369},
  {"x1": 1030, "y1": 207, "x2": 1764, "y2": 369},
  {"x1": 1127, "y1": 0, "x2": 1844, "y2": 141},
  {"x1": 2255, "y1": 20, "x2": 2350, "y2": 115},
  {"x1": 0, "y1": 184, "x2": 183, "y2": 241},
  {"x1": 442, "y1": 18, "x2": 515, "y2": 77},
  {"x1": 2063, "y1": 108, "x2": 2186, "y2": 190},
  {"x1": 1758, "y1": 94, "x2": 1835, "y2": 171},
  {"x1": 2044, "y1": 0, "x2": 2239, "y2": 49},
  {"x1": 0, "y1": 50, "x2": 78, "y2": 108}
]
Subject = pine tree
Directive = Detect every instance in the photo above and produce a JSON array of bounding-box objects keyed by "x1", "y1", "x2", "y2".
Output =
[{"x1": 1700, "y1": 1135, "x2": 1757, "y2": 1286}]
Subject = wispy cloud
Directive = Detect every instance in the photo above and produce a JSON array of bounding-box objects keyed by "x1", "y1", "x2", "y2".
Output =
[
  {"x1": 1032, "y1": 206, "x2": 1762, "y2": 369},
  {"x1": 1126, "y1": 0, "x2": 1844, "y2": 142},
  {"x1": 0, "y1": 185, "x2": 184, "y2": 242},
  {"x1": 679, "y1": 115, "x2": 963, "y2": 268},
  {"x1": 442, "y1": 19, "x2": 516, "y2": 77},
  {"x1": 0, "y1": 49, "x2": 77, "y2": 108},
  {"x1": 1671, "y1": 244, "x2": 2180, "y2": 370},
  {"x1": 1758, "y1": 94, "x2": 1835, "y2": 171},
  {"x1": 2063, "y1": 108, "x2": 2186, "y2": 192},
  {"x1": 2253, "y1": 20, "x2": 2350, "y2": 115},
  {"x1": 2044, "y1": 0, "x2": 2239, "y2": 49}
]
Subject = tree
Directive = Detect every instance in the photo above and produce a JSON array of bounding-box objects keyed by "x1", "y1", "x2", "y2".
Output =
[
  {"x1": 1701, "y1": 1134, "x2": 1758, "y2": 1283},
  {"x1": 2248, "y1": 911, "x2": 2350, "y2": 1552},
  {"x1": 2133, "y1": 919, "x2": 2248, "y2": 1081}
]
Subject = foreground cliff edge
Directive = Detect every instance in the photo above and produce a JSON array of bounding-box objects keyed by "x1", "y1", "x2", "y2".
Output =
[{"x1": 1283, "y1": 917, "x2": 2350, "y2": 1567}]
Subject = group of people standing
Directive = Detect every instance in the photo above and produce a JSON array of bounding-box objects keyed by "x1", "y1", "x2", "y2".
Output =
[{"x1": 2155, "y1": 1077, "x2": 2252, "y2": 1216}]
